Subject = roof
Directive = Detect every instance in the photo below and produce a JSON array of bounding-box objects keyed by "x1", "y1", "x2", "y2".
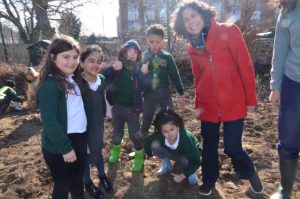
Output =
[{"x1": 26, "y1": 40, "x2": 51, "y2": 49}]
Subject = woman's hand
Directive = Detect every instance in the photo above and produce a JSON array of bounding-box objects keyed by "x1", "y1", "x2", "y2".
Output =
[
  {"x1": 171, "y1": 173, "x2": 186, "y2": 183},
  {"x1": 63, "y1": 150, "x2": 77, "y2": 163},
  {"x1": 247, "y1": 106, "x2": 255, "y2": 113},
  {"x1": 195, "y1": 107, "x2": 203, "y2": 118},
  {"x1": 269, "y1": 89, "x2": 280, "y2": 106}
]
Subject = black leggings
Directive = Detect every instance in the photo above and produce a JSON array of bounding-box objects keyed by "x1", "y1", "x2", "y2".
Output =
[{"x1": 42, "y1": 133, "x2": 87, "y2": 199}]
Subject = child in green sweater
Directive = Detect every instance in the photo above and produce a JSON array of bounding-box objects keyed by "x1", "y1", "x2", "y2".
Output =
[
  {"x1": 80, "y1": 45, "x2": 113, "y2": 198},
  {"x1": 144, "y1": 108, "x2": 201, "y2": 186},
  {"x1": 37, "y1": 35, "x2": 88, "y2": 199},
  {"x1": 140, "y1": 24, "x2": 185, "y2": 139},
  {"x1": 102, "y1": 39, "x2": 144, "y2": 172}
]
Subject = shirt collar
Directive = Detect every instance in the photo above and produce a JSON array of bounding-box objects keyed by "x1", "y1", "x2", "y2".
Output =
[{"x1": 165, "y1": 131, "x2": 180, "y2": 150}]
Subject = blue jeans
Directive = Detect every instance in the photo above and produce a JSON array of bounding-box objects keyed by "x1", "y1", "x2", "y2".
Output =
[
  {"x1": 278, "y1": 75, "x2": 300, "y2": 160},
  {"x1": 277, "y1": 143, "x2": 300, "y2": 160},
  {"x1": 201, "y1": 119, "x2": 256, "y2": 188}
]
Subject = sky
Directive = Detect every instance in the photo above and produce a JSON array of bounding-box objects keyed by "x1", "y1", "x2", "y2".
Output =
[{"x1": 76, "y1": 0, "x2": 119, "y2": 37}]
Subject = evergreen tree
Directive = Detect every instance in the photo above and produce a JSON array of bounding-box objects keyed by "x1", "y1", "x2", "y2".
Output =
[{"x1": 58, "y1": 12, "x2": 82, "y2": 39}]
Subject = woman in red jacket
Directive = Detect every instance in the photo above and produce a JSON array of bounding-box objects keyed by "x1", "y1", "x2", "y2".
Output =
[{"x1": 171, "y1": 0, "x2": 263, "y2": 196}]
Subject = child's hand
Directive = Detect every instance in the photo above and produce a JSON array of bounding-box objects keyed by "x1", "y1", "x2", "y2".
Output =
[
  {"x1": 112, "y1": 60, "x2": 122, "y2": 70},
  {"x1": 63, "y1": 150, "x2": 77, "y2": 163},
  {"x1": 171, "y1": 173, "x2": 186, "y2": 183},
  {"x1": 141, "y1": 62, "x2": 149, "y2": 74},
  {"x1": 178, "y1": 95, "x2": 185, "y2": 111}
]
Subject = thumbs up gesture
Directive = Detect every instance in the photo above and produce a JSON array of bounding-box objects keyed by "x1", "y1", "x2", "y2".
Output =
[
  {"x1": 141, "y1": 61, "x2": 149, "y2": 74},
  {"x1": 112, "y1": 60, "x2": 122, "y2": 71}
]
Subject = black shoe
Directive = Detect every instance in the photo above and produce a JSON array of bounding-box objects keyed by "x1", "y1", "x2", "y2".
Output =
[
  {"x1": 198, "y1": 184, "x2": 212, "y2": 196},
  {"x1": 85, "y1": 182, "x2": 103, "y2": 198},
  {"x1": 249, "y1": 172, "x2": 264, "y2": 193},
  {"x1": 100, "y1": 175, "x2": 114, "y2": 193}
]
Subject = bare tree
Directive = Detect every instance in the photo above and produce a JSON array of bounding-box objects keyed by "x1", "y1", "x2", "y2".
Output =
[
  {"x1": 0, "y1": 18, "x2": 9, "y2": 62},
  {"x1": 32, "y1": 0, "x2": 55, "y2": 39},
  {"x1": 0, "y1": 0, "x2": 90, "y2": 43}
]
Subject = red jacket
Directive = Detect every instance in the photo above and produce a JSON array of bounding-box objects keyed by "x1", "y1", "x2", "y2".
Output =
[{"x1": 188, "y1": 19, "x2": 257, "y2": 122}]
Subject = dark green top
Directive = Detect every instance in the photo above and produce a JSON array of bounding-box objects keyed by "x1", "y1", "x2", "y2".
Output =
[
  {"x1": 111, "y1": 67, "x2": 134, "y2": 106},
  {"x1": 37, "y1": 76, "x2": 89, "y2": 154},
  {"x1": 144, "y1": 128, "x2": 201, "y2": 177},
  {"x1": 142, "y1": 49, "x2": 184, "y2": 95},
  {"x1": 84, "y1": 74, "x2": 106, "y2": 134}
]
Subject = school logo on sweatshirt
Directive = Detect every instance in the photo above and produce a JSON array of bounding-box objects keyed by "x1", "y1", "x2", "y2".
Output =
[{"x1": 160, "y1": 59, "x2": 167, "y2": 67}]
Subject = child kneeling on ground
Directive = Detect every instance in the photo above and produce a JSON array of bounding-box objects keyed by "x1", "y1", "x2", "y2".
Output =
[{"x1": 144, "y1": 108, "x2": 202, "y2": 186}]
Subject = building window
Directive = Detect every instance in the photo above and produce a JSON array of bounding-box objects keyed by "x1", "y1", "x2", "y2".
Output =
[
  {"x1": 144, "y1": 2, "x2": 155, "y2": 21},
  {"x1": 128, "y1": 2, "x2": 138, "y2": 21}
]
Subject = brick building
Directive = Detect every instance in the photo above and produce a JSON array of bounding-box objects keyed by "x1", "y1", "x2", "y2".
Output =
[{"x1": 117, "y1": 0, "x2": 277, "y2": 39}]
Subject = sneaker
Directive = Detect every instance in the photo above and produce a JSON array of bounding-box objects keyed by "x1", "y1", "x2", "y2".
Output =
[
  {"x1": 198, "y1": 184, "x2": 212, "y2": 196},
  {"x1": 84, "y1": 181, "x2": 103, "y2": 198},
  {"x1": 156, "y1": 158, "x2": 172, "y2": 176},
  {"x1": 249, "y1": 172, "x2": 264, "y2": 193},
  {"x1": 188, "y1": 173, "x2": 198, "y2": 186},
  {"x1": 100, "y1": 175, "x2": 114, "y2": 193},
  {"x1": 156, "y1": 165, "x2": 172, "y2": 176}
]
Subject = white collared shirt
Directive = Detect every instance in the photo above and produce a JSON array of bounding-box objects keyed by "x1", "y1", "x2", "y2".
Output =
[
  {"x1": 87, "y1": 75, "x2": 101, "y2": 91},
  {"x1": 165, "y1": 132, "x2": 180, "y2": 150},
  {"x1": 66, "y1": 75, "x2": 87, "y2": 134}
]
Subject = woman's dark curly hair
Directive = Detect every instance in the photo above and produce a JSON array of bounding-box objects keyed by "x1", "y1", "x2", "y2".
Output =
[
  {"x1": 153, "y1": 108, "x2": 184, "y2": 133},
  {"x1": 171, "y1": 0, "x2": 216, "y2": 39}
]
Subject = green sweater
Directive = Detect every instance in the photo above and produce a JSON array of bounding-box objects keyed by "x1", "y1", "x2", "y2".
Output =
[
  {"x1": 144, "y1": 128, "x2": 201, "y2": 177},
  {"x1": 37, "y1": 77, "x2": 88, "y2": 154},
  {"x1": 111, "y1": 67, "x2": 134, "y2": 106},
  {"x1": 142, "y1": 49, "x2": 184, "y2": 95}
]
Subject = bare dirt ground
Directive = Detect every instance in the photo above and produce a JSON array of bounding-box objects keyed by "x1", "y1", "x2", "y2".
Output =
[
  {"x1": 0, "y1": 62, "x2": 299, "y2": 199},
  {"x1": 0, "y1": 86, "x2": 299, "y2": 199}
]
